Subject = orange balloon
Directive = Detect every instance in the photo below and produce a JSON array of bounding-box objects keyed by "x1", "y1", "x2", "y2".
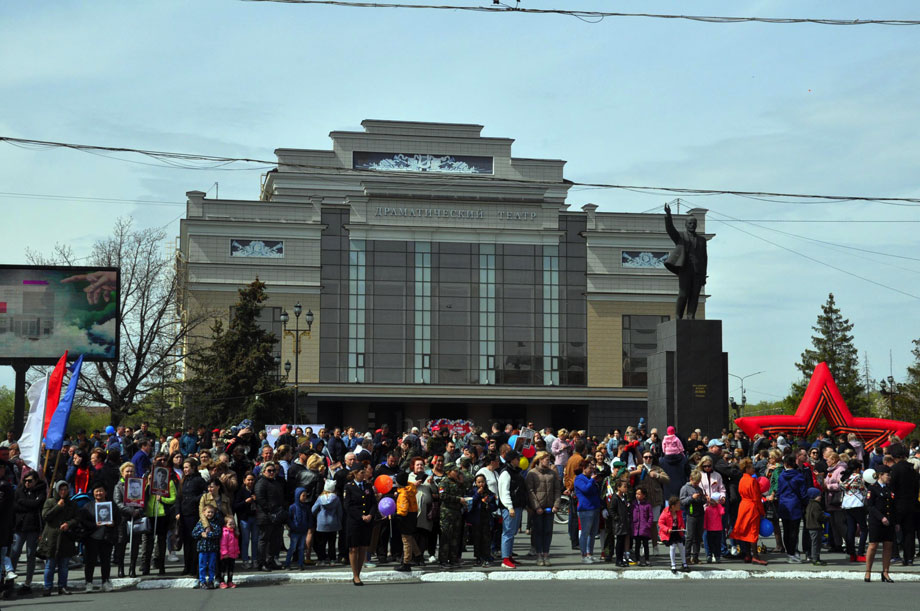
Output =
[{"x1": 374, "y1": 475, "x2": 393, "y2": 494}]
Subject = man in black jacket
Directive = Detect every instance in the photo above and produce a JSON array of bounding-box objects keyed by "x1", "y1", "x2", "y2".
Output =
[
  {"x1": 255, "y1": 461, "x2": 286, "y2": 571},
  {"x1": 179, "y1": 459, "x2": 207, "y2": 576},
  {"x1": 890, "y1": 443, "x2": 919, "y2": 565},
  {"x1": 12, "y1": 472, "x2": 46, "y2": 594}
]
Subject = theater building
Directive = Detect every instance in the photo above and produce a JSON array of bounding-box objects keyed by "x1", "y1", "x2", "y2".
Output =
[{"x1": 178, "y1": 120, "x2": 710, "y2": 433}]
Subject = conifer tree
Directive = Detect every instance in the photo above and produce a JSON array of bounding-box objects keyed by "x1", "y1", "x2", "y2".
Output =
[
  {"x1": 790, "y1": 293, "x2": 867, "y2": 415},
  {"x1": 185, "y1": 279, "x2": 284, "y2": 425}
]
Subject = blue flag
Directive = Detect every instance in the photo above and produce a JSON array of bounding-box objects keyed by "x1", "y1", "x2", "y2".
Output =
[{"x1": 43, "y1": 354, "x2": 84, "y2": 451}]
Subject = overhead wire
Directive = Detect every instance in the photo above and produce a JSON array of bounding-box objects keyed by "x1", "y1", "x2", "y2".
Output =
[
  {"x1": 706, "y1": 210, "x2": 920, "y2": 300},
  {"x1": 707, "y1": 208, "x2": 920, "y2": 263},
  {"x1": 3, "y1": 135, "x2": 920, "y2": 206},
  {"x1": 238, "y1": 1, "x2": 920, "y2": 26}
]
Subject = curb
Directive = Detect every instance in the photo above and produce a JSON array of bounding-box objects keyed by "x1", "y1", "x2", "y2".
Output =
[{"x1": 72, "y1": 567, "x2": 920, "y2": 590}]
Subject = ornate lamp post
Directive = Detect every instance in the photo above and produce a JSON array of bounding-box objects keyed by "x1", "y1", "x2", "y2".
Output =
[{"x1": 280, "y1": 303, "x2": 313, "y2": 423}]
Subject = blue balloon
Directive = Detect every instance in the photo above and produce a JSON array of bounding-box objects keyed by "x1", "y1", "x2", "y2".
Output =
[
  {"x1": 759, "y1": 517, "x2": 774, "y2": 537},
  {"x1": 508, "y1": 434, "x2": 519, "y2": 448}
]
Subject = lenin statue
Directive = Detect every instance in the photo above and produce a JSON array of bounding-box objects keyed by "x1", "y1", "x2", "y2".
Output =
[{"x1": 663, "y1": 204, "x2": 707, "y2": 319}]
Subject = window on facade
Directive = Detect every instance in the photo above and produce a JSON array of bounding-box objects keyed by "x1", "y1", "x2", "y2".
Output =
[
  {"x1": 478, "y1": 244, "x2": 496, "y2": 384},
  {"x1": 622, "y1": 314, "x2": 669, "y2": 387},
  {"x1": 542, "y1": 245, "x2": 560, "y2": 385},
  {"x1": 413, "y1": 242, "x2": 431, "y2": 383},
  {"x1": 348, "y1": 240, "x2": 366, "y2": 383}
]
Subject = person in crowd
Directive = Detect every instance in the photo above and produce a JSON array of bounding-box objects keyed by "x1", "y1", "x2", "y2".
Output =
[
  {"x1": 659, "y1": 495, "x2": 689, "y2": 574},
  {"x1": 704, "y1": 491, "x2": 725, "y2": 563},
  {"x1": 219, "y1": 515, "x2": 240, "y2": 588},
  {"x1": 823, "y1": 450, "x2": 847, "y2": 554},
  {"x1": 680, "y1": 470, "x2": 705, "y2": 564},
  {"x1": 437, "y1": 463, "x2": 465, "y2": 568},
  {"x1": 313, "y1": 480, "x2": 343, "y2": 566},
  {"x1": 497, "y1": 451, "x2": 527, "y2": 569},
  {"x1": 889, "y1": 443, "x2": 919, "y2": 566},
  {"x1": 38, "y1": 481, "x2": 79, "y2": 597},
  {"x1": 113, "y1": 462, "x2": 143, "y2": 578},
  {"x1": 603, "y1": 473, "x2": 630, "y2": 565},
  {"x1": 392, "y1": 471, "x2": 419, "y2": 572},
  {"x1": 731, "y1": 458, "x2": 767, "y2": 565},
  {"x1": 574, "y1": 459, "x2": 601, "y2": 564},
  {"x1": 468, "y1": 473, "x2": 497, "y2": 567},
  {"x1": 79, "y1": 483, "x2": 117, "y2": 592},
  {"x1": 563, "y1": 439, "x2": 587, "y2": 550},
  {"x1": 842, "y1": 459, "x2": 868, "y2": 562},
  {"x1": 192, "y1": 504, "x2": 221, "y2": 589},
  {"x1": 804, "y1": 487, "x2": 826, "y2": 566},
  {"x1": 179, "y1": 458, "x2": 208, "y2": 576},
  {"x1": 254, "y1": 460, "x2": 285, "y2": 572},
  {"x1": 344, "y1": 462, "x2": 374, "y2": 586},
  {"x1": 141, "y1": 457, "x2": 176, "y2": 576},
  {"x1": 285, "y1": 486, "x2": 311, "y2": 570},
  {"x1": 552, "y1": 430, "x2": 572, "y2": 481},
  {"x1": 234, "y1": 473, "x2": 259, "y2": 569},
  {"x1": 631, "y1": 486, "x2": 653, "y2": 566},
  {"x1": 0, "y1": 463, "x2": 14, "y2": 587},
  {"x1": 65, "y1": 450, "x2": 92, "y2": 496},
  {"x1": 777, "y1": 453, "x2": 810, "y2": 563},
  {"x1": 12, "y1": 471, "x2": 45, "y2": 594},
  {"x1": 525, "y1": 451, "x2": 561, "y2": 566},
  {"x1": 865, "y1": 464, "x2": 896, "y2": 582}
]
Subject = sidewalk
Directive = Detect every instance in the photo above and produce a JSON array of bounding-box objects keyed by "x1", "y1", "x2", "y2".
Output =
[{"x1": 23, "y1": 522, "x2": 920, "y2": 593}]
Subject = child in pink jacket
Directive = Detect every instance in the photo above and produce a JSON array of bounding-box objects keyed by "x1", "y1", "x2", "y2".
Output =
[
  {"x1": 704, "y1": 491, "x2": 726, "y2": 563},
  {"x1": 659, "y1": 496, "x2": 689, "y2": 573},
  {"x1": 220, "y1": 516, "x2": 240, "y2": 588}
]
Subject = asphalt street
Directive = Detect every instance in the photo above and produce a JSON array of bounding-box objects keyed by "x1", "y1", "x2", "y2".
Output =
[{"x1": 6, "y1": 579, "x2": 917, "y2": 611}]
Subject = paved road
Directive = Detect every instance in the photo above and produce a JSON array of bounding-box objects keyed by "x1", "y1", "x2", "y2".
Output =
[{"x1": 7, "y1": 579, "x2": 917, "y2": 610}]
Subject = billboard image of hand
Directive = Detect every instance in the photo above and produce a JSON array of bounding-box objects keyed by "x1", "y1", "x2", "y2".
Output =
[{"x1": 62, "y1": 270, "x2": 117, "y2": 304}]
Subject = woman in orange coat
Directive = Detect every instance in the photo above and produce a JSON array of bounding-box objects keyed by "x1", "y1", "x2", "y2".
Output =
[{"x1": 730, "y1": 458, "x2": 767, "y2": 565}]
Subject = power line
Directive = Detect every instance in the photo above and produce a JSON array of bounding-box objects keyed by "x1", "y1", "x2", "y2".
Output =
[
  {"x1": 4, "y1": 135, "x2": 920, "y2": 207},
  {"x1": 0, "y1": 191, "x2": 185, "y2": 207},
  {"x1": 707, "y1": 210, "x2": 920, "y2": 301},
  {"x1": 708, "y1": 209, "x2": 920, "y2": 262},
  {"x1": 239, "y1": 1, "x2": 920, "y2": 26}
]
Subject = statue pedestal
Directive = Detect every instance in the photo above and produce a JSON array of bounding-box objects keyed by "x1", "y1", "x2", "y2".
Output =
[{"x1": 647, "y1": 319, "x2": 729, "y2": 437}]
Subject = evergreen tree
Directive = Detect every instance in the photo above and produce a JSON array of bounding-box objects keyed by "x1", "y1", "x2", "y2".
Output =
[
  {"x1": 185, "y1": 279, "x2": 284, "y2": 426},
  {"x1": 896, "y1": 338, "x2": 920, "y2": 425},
  {"x1": 789, "y1": 293, "x2": 867, "y2": 415}
]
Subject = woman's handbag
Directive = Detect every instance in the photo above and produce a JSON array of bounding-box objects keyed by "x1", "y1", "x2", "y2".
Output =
[{"x1": 131, "y1": 517, "x2": 152, "y2": 534}]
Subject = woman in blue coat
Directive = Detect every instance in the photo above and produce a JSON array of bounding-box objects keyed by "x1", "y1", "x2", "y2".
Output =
[{"x1": 776, "y1": 454, "x2": 809, "y2": 562}]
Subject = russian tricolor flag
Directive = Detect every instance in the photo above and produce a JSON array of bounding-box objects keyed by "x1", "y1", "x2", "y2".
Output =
[{"x1": 19, "y1": 351, "x2": 84, "y2": 469}]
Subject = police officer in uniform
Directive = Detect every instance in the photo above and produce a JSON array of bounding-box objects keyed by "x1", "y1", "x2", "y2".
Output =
[{"x1": 864, "y1": 464, "x2": 895, "y2": 582}]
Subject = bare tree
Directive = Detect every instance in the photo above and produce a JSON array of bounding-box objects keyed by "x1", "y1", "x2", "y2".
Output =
[{"x1": 27, "y1": 218, "x2": 206, "y2": 425}]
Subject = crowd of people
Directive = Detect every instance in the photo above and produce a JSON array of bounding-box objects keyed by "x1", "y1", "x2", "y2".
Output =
[{"x1": 0, "y1": 418, "x2": 917, "y2": 596}]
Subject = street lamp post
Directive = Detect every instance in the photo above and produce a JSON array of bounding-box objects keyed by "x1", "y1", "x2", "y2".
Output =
[
  {"x1": 879, "y1": 375, "x2": 898, "y2": 416},
  {"x1": 728, "y1": 370, "x2": 764, "y2": 417},
  {"x1": 280, "y1": 303, "x2": 313, "y2": 424}
]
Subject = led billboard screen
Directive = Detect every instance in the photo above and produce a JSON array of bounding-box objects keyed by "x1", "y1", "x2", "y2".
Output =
[{"x1": 0, "y1": 265, "x2": 119, "y2": 363}]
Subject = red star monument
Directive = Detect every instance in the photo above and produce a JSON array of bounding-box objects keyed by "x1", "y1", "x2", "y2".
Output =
[{"x1": 735, "y1": 362, "x2": 915, "y2": 450}]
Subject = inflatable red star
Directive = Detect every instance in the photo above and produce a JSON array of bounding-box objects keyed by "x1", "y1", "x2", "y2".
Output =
[{"x1": 735, "y1": 362, "x2": 915, "y2": 450}]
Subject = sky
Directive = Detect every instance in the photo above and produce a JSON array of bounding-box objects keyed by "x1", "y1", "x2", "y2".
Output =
[{"x1": 1, "y1": 0, "x2": 919, "y2": 404}]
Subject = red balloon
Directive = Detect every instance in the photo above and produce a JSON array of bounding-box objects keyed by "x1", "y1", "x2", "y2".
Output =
[
  {"x1": 758, "y1": 476, "x2": 770, "y2": 493},
  {"x1": 374, "y1": 475, "x2": 393, "y2": 494},
  {"x1": 523, "y1": 445, "x2": 536, "y2": 459}
]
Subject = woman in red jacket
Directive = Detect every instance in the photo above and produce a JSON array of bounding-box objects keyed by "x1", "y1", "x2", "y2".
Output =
[{"x1": 731, "y1": 458, "x2": 767, "y2": 565}]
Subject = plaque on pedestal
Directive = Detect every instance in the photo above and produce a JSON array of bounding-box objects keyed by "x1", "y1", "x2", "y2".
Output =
[{"x1": 647, "y1": 319, "x2": 728, "y2": 437}]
